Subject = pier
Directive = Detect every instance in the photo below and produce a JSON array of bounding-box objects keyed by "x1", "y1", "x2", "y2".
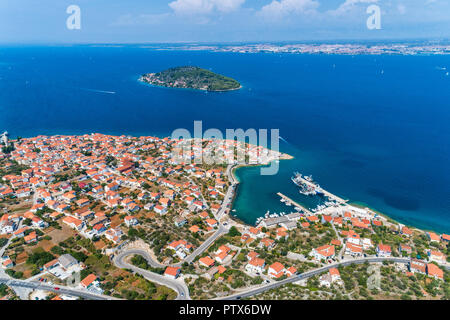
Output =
[
  {"x1": 292, "y1": 174, "x2": 348, "y2": 204},
  {"x1": 277, "y1": 192, "x2": 313, "y2": 215}
]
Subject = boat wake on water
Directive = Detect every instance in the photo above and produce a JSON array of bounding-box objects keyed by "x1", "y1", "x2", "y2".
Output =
[
  {"x1": 65, "y1": 86, "x2": 116, "y2": 94},
  {"x1": 79, "y1": 87, "x2": 116, "y2": 94}
]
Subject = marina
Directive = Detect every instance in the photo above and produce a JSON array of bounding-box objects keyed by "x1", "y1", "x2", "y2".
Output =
[
  {"x1": 291, "y1": 172, "x2": 348, "y2": 204},
  {"x1": 277, "y1": 192, "x2": 313, "y2": 215}
]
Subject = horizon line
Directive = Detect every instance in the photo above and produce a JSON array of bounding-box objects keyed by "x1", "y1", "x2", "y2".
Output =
[{"x1": 0, "y1": 37, "x2": 449, "y2": 46}]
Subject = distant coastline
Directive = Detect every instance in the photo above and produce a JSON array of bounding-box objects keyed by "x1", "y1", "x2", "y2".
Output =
[{"x1": 132, "y1": 42, "x2": 450, "y2": 56}]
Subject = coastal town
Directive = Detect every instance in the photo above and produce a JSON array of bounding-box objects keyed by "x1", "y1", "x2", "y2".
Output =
[
  {"x1": 147, "y1": 42, "x2": 450, "y2": 57},
  {"x1": 0, "y1": 132, "x2": 448, "y2": 300}
]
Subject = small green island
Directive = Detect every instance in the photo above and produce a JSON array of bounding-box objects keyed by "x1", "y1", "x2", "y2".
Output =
[{"x1": 139, "y1": 66, "x2": 241, "y2": 92}]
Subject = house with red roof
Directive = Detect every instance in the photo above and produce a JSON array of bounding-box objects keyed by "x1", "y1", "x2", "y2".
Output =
[
  {"x1": 376, "y1": 243, "x2": 392, "y2": 257},
  {"x1": 62, "y1": 216, "x2": 84, "y2": 231},
  {"x1": 410, "y1": 259, "x2": 427, "y2": 275},
  {"x1": 427, "y1": 263, "x2": 443, "y2": 280},
  {"x1": 286, "y1": 266, "x2": 297, "y2": 277},
  {"x1": 311, "y1": 245, "x2": 335, "y2": 261},
  {"x1": 427, "y1": 232, "x2": 440, "y2": 243},
  {"x1": 268, "y1": 262, "x2": 286, "y2": 278},
  {"x1": 428, "y1": 250, "x2": 446, "y2": 263},
  {"x1": 164, "y1": 266, "x2": 181, "y2": 279},
  {"x1": 124, "y1": 216, "x2": 139, "y2": 227},
  {"x1": 259, "y1": 238, "x2": 275, "y2": 250},
  {"x1": 245, "y1": 257, "x2": 265, "y2": 274},
  {"x1": 199, "y1": 256, "x2": 215, "y2": 268},
  {"x1": 24, "y1": 231, "x2": 38, "y2": 244},
  {"x1": 401, "y1": 226, "x2": 413, "y2": 237},
  {"x1": 205, "y1": 218, "x2": 218, "y2": 228},
  {"x1": 345, "y1": 242, "x2": 363, "y2": 257},
  {"x1": 320, "y1": 268, "x2": 343, "y2": 287},
  {"x1": 79, "y1": 274, "x2": 102, "y2": 293}
]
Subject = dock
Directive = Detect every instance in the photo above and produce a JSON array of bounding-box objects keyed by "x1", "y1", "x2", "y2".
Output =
[
  {"x1": 293, "y1": 174, "x2": 348, "y2": 204},
  {"x1": 277, "y1": 192, "x2": 313, "y2": 215}
]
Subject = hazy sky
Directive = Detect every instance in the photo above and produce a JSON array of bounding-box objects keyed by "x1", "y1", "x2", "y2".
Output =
[{"x1": 1, "y1": 0, "x2": 449, "y2": 43}]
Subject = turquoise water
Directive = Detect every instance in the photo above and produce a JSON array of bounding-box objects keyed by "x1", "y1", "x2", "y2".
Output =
[{"x1": 0, "y1": 45, "x2": 449, "y2": 232}]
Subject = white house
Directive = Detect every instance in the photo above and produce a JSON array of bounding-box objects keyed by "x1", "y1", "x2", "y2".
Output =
[
  {"x1": 376, "y1": 244, "x2": 392, "y2": 257},
  {"x1": 245, "y1": 258, "x2": 265, "y2": 274},
  {"x1": 124, "y1": 216, "x2": 139, "y2": 227}
]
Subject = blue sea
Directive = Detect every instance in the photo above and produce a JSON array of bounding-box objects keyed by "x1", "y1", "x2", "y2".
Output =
[{"x1": 0, "y1": 45, "x2": 449, "y2": 232}]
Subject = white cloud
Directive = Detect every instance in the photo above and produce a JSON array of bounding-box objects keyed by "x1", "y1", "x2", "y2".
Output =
[
  {"x1": 214, "y1": 0, "x2": 246, "y2": 13},
  {"x1": 258, "y1": 0, "x2": 319, "y2": 20},
  {"x1": 169, "y1": 0, "x2": 245, "y2": 15},
  {"x1": 328, "y1": 0, "x2": 378, "y2": 16}
]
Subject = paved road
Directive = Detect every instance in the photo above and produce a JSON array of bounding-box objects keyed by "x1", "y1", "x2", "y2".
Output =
[
  {"x1": 220, "y1": 257, "x2": 411, "y2": 300},
  {"x1": 0, "y1": 278, "x2": 117, "y2": 300},
  {"x1": 117, "y1": 248, "x2": 167, "y2": 268},
  {"x1": 184, "y1": 224, "x2": 228, "y2": 264},
  {"x1": 217, "y1": 164, "x2": 238, "y2": 221},
  {"x1": 113, "y1": 250, "x2": 190, "y2": 300}
]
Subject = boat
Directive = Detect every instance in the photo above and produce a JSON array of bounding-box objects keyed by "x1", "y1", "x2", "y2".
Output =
[
  {"x1": 315, "y1": 187, "x2": 324, "y2": 196},
  {"x1": 292, "y1": 172, "x2": 322, "y2": 196},
  {"x1": 299, "y1": 185, "x2": 316, "y2": 196}
]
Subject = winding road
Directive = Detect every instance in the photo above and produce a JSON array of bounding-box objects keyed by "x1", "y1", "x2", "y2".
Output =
[{"x1": 113, "y1": 250, "x2": 190, "y2": 300}]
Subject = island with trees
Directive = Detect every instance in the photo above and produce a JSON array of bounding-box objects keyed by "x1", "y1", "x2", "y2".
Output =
[{"x1": 139, "y1": 66, "x2": 241, "y2": 92}]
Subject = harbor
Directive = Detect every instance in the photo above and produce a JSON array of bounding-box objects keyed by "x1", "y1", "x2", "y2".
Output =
[
  {"x1": 255, "y1": 172, "x2": 359, "y2": 228},
  {"x1": 277, "y1": 192, "x2": 312, "y2": 215},
  {"x1": 291, "y1": 172, "x2": 349, "y2": 204}
]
